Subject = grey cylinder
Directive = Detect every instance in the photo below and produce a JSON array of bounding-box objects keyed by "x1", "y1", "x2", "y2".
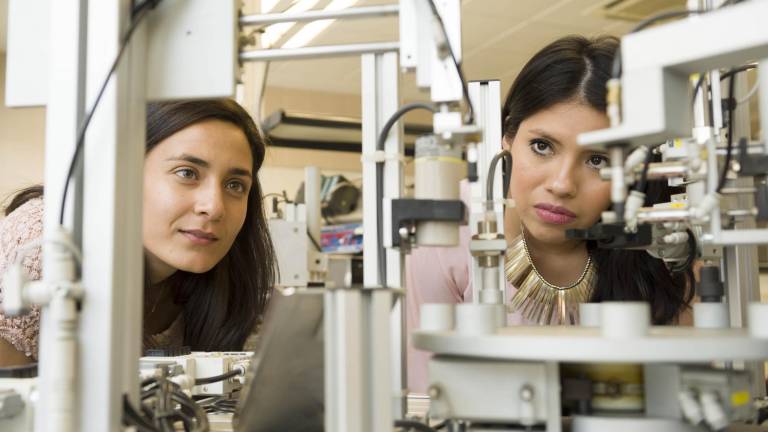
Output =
[{"x1": 414, "y1": 135, "x2": 464, "y2": 246}]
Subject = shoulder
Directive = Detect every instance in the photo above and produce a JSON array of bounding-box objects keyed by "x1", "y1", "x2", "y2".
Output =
[{"x1": 1, "y1": 198, "x2": 44, "y2": 246}]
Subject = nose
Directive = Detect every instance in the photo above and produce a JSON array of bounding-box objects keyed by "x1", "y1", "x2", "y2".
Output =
[
  {"x1": 546, "y1": 159, "x2": 578, "y2": 199},
  {"x1": 194, "y1": 181, "x2": 225, "y2": 221}
]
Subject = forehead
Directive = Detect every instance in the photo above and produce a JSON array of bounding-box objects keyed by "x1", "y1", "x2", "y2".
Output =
[
  {"x1": 148, "y1": 119, "x2": 253, "y2": 166},
  {"x1": 519, "y1": 102, "x2": 609, "y2": 144}
]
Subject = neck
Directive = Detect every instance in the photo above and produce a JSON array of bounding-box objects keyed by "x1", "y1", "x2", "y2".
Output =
[{"x1": 523, "y1": 229, "x2": 589, "y2": 287}]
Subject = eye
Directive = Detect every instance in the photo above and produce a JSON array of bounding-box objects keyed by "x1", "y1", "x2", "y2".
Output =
[
  {"x1": 174, "y1": 168, "x2": 197, "y2": 180},
  {"x1": 587, "y1": 154, "x2": 609, "y2": 170},
  {"x1": 530, "y1": 139, "x2": 554, "y2": 156},
  {"x1": 226, "y1": 180, "x2": 246, "y2": 194}
]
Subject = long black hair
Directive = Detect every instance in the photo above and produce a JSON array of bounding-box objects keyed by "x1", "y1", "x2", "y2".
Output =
[
  {"x1": 5, "y1": 99, "x2": 276, "y2": 350},
  {"x1": 501, "y1": 35, "x2": 693, "y2": 324}
]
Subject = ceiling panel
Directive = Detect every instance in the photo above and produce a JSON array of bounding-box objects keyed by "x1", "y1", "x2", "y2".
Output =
[{"x1": 246, "y1": 0, "x2": 640, "y2": 98}]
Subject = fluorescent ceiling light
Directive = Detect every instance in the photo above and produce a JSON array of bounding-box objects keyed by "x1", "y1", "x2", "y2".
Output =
[
  {"x1": 261, "y1": 0, "x2": 321, "y2": 48},
  {"x1": 281, "y1": 0, "x2": 359, "y2": 49}
]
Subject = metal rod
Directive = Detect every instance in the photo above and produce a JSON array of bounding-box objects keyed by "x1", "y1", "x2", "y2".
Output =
[
  {"x1": 637, "y1": 208, "x2": 691, "y2": 223},
  {"x1": 720, "y1": 187, "x2": 757, "y2": 194},
  {"x1": 240, "y1": 42, "x2": 399, "y2": 62},
  {"x1": 240, "y1": 4, "x2": 399, "y2": 26}
]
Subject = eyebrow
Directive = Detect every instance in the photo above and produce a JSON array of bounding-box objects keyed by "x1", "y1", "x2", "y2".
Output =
[
  {"x1": 166, "y1": 154, "x2": 253, "y2": 178},
  {"x1": 528, "y1": 128, "x2": 562, "y2": 145}
]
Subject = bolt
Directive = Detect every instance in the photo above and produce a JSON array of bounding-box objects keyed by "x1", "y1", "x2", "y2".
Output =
[
  {"x1": 520, "y1": 384, "x2": 534, "y2": 401},
  {"x1": 427, "y1": 385, "x2": 441, "y2": 399}
]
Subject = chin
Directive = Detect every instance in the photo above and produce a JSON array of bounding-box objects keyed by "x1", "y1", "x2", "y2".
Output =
[{"x1": 177, "y1": 260, "x2": 218, "y2": 274}]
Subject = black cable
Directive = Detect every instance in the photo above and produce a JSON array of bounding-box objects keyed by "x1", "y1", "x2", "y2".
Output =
[
  {"x1": 719, "y1": 63, "x2": 757, "y2": 81},
  {"x1": 691, "y1": 73, "x2": 707, "y2": 107},
  {"x1": 394, "y1": 419, "x2": 438, "y2": 432},
  {"x1": 307, "y1": 229, "x2": 322, "y2": 252},
  {"x1": 425, "y1": 0, "x2": 475, "y2": 125},
  {"x1": 58, "y1": 0, "x2": 161, "y2": 225},
  {"x1": 123, "y1": 394, "x2": 161, "y2": 432},
  {"x1": 717, "y1": 72, "x2": 737, "y2": 193},
  {"x1": 375, "y1": 103, "x2": 436, "y2": 288},
  {"x1": 635, "y1": 144, "x2": 659, "y2": 193},
  {"x1": 670, "y1": 228, "x2": 697, "y2": 274},
  {"x1": 194, "y1": 369, "x2": 241, "y2": 386},
  {"x1": 612, "y1": 9, "x2": 703, "y2": 80},
  {"x1": 486, "y1": 149, "x2": 512, "y2": 211}
]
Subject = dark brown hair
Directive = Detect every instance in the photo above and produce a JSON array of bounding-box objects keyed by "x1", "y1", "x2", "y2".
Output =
[
  {"x1": 145, "y1": 100, "x2": 275, "y2": 350},
  {"x1": 5, "y1": 99, "x2": 275, "y2": 350},
  {"x1": 501, "y1": 35, "x2": 693, "y2": 324}
]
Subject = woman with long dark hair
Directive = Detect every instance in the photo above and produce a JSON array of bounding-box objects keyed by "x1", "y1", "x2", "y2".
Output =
[
  {"x1": 407, "y1": 35, "x2": 693, "y2": 391},
  {"x1": 0, "y1": 99, "x2": 276, "y2": 365}
]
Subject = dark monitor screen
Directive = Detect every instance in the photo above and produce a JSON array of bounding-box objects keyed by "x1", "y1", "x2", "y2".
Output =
[{"x1": 234, "y1": 288, "x2": 325, "y2": 432}]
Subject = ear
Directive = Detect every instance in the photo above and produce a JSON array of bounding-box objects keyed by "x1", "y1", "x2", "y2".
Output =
[{"x1": 502, "y1": 135, "x2": 512, "y2": 151}]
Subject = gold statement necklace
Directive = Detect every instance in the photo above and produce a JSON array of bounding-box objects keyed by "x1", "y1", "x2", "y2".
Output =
[{"x1": 505, "y1": 228, "x2": 596, "y2": 325}]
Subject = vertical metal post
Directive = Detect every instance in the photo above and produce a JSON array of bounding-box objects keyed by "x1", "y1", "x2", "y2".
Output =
[
  {"x1": 467, "y1": 80, "x2": 503, "y2": 304},
  {"x1": 37, "y1": 0, "x2": 88, "y2": 430},
  {"x1": 723, "y1": 73, "x2": 764, "y2": 397},
  {"x1": 75, "y1": 1, "x2": 146, "y2": 430},
  {"x1": 361, "y1": 50, "x2": 401, "y2": 428}
]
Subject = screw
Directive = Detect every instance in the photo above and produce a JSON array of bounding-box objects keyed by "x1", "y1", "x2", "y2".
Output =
[
  {"x1": 520, "y1": 384, "x2": 534, "y2": 401},
  {"x1": 427, "y1": 385, "x2": 441, "y2": 399}
]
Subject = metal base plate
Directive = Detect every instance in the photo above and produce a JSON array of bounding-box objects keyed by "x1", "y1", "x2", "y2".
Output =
[{"x1": 413, "y1": 326, "x2": 768, "y2": 363}]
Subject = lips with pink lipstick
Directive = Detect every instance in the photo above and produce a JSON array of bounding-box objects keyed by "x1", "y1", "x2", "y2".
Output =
[
  {"x1": 534, "y1": 203, "x2": 576, "y2": 225},
  {"x1": 179, "y1": 229, "x2": 219, "y2": 245}
]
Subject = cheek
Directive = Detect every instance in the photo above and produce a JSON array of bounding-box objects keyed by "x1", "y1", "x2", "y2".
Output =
[
  {"x1": 580, "y1": 176, "x2": 612, "y2": 220},
  {"x1": 510, "y1": 156, "x2": 541, "y2": 201}
]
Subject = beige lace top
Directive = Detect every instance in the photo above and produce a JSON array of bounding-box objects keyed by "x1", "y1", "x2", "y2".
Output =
[{"x1": 0, "y1": 198, "x2": 184, "y2": 360}]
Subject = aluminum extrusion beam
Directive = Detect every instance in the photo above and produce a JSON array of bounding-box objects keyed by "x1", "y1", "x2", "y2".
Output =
[
  {"x1": 240, "y1": 42, "x2": 399, "y2": 62},
  {"x1": 240, "y1": 4, "x2": 399, "y2": 26}
]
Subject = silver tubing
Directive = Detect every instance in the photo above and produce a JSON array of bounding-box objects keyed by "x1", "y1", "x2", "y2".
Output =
[
  {"x1": 240, "y1": 41, "x2": 399, "y2": 62},
  {"x1": 240, "y1": 5, "x2": 399, "y2": 26}
]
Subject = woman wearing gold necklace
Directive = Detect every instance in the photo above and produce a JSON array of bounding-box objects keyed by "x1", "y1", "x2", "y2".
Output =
[
  {"x1": 498, "y1": 35, "x2": 693, "y2": 327},
  {"x1": 406, "y1": 35, "x2": 694, "y2": 391}
]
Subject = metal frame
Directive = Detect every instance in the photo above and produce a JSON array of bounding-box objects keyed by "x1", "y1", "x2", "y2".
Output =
[{"x1": 239, "y1": 4, "x2": 400, "y2": 26}]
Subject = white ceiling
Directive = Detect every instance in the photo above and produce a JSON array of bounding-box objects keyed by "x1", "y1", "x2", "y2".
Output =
[
  {"x1": 260, "y1": 0, "x2": 638, "y2": 99},
  {"x1": 0, "y1": 0, "x2": 650, "y2": 97}
]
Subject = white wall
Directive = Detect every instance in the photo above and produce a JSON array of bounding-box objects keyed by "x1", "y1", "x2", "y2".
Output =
[{"x1": 0, "y1": 54, "x2": 46, "y2": 212}]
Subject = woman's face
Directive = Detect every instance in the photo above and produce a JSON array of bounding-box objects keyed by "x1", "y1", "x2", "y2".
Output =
[
  {"x1": 143, "y1": 119, "x2": 254, "y2": 283},
  {"x1": 507, "y1": 101, "x2": 611, "y2": 247}
]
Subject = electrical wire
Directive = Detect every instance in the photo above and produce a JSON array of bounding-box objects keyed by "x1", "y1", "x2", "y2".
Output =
[
  {"x1": 670, "y1": 229, "x2": 697, "y2": 274},
  {"x1": 194, "y1": 369, "x2": 242, "y2": 386},
  {"x1": 737, "y1": 79, "x2": 760, "y2": 105},
  {"x1": 394, "y1": 419, "x2": 439, "y2": 432},
  {"x1": 58, "y1": 0, "x2": 161, "y2": 225},
  {"x1": 611, "y1": 9, "x2": 703, "y2": 80},
  {"x1": 717, "y1": 72, "x2": 737, "y2": 193},
  {"x1": 375, "y1": 102, "x2": 436, "y2": 288},
  {"x1": 425, "y1": 0, "x2": 475, "y2": 125},
  {"x1": 719, "y1": 63, "x2": 757, "y2": 81},
  {"x1": 486, "y1": 149, "x2": 512, "y2": 211}
]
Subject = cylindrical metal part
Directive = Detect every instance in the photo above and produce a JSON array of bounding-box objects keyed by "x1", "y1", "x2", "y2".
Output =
[
  {"x1": 239, "y1": 4, "x2": 400, "y2": 26},
  {"x1": 609, "y1": 146, "x2": 626, "y2": 219},
  {"x1": 414, "y1": 135, "x2": 464, "y2": 246},
  {"x1": 304, "y1": 167, "x2": 321, "y2": 246},
  {"x1": 636, "y1": 208, "x2": 690, "y2": 223},
  {"x1": 601, "y1": 302, "x2": 650, "y2": 339},
  {"x1": 579, "y1": 303, "x2": 601, "y2": 327},
  {"x1": 693, "y1": 303, "x2": 729, "y2": 329},
  {"x1": 644, "y1": 162, "x2": 689, "y2": 179},
  {"x1": 240, "y1": 42, "x2": 399, "y2": 62},
  {"x1": 760, "y1": 59, "x2": 768, "y2": 155},
  {"x1": 477, "y1": 255, "x2": 499, "y2": 268},
  {"x1": 420, "y1": 303, "x2": 455, "y2": 331},
  {"x1": 456, "y1": 304, "x2": 498, "y2": 335}
]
